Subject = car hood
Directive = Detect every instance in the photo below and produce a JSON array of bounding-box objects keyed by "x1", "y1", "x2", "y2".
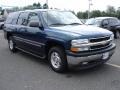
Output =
[{"x1": 50, "y1": 25, "x2": 112, "y2": 38}]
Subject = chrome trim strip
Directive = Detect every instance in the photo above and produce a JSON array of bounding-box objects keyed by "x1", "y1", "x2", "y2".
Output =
[
  {"x1": 13, "y1": 36, "x2": 45, "y2": 47},
  {"x1": 73, "y1": 39, "x2": 111, "y2": 47},
  {"x1": 88, "y1": 39, "x2": 111, "y2": 46},
  {"x1": 89, "y1": 36, "x2": 110, "y2": 40},
  {"x1": 90, "y1": 43, "x2": 112, "y2": 50},
  {"x1": 15, "y1": 38, "x2": 42, "y2": 47}
]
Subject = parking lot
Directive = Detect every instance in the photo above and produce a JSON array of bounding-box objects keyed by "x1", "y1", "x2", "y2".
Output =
[{"x1": 0, "y1": 30, "x2": 120, "y2": 90}]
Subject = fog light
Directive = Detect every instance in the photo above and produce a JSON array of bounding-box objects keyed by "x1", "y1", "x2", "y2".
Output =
[{"x1": 102, "y1": 52, "x2": 109, "y2": 60}]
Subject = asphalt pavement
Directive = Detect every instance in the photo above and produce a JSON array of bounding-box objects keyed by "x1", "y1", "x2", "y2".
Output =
[{"x1": 0, "y1": 30, "x2": 120, "y2": 90}]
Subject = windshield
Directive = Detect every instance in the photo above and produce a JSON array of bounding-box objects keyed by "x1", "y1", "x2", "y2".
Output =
[
  {"x1": 85, "y1": 18, "x2": 102, "y2": 26},
  {"x1": 42, "y1": 11, "x2": 83, "y2": 26},
  {"x1": 85, "y1": 18, "x2": 95, "y2": 25}
]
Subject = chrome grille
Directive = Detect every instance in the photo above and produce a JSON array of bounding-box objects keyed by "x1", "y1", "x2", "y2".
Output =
[
  {"x1": 90, "y1": 36, "x2": 110, "y2": 43},
  {"x1": 89, "y1": 36, "x2": 111, "y2": 50}
]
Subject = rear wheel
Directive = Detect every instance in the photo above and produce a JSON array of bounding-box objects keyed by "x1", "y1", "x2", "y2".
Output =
[
  {"x1": 8, "y1": 37, "x2": 17, "y2": 52},
  {"x1": 48, "y1": 47, "x2": 68, "y2": 73}
]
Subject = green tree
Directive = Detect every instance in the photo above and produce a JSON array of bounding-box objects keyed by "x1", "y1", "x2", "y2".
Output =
[
  {"x1": 37, "y1": 3, "x2": 42, "y2": 9},
  {"x1": 69, "y1": 10, "x2": 75, "y2": 15},
  {"x1": 0, "y1": 7, "x2": 2, "y2": 15},
  {"x1": 43, "y1": 3, "x2": 48, "y2": 9},
  {"x1": 77, "y1": 11, "x2": 88, "y2": 19},
  {"x1": 1, "y1": 9, "x2": 4, "y2": 15},
  {"x1": 33, "y1": 2, "x2": 42, "y2": 9},
  {"x1": 23, "y1": 5, "x2": 34, "y2": 10},
  {"x1": 106, "y1": 6, "x2": 116, "y2": 17},
  {"x1": 12, "y1": 7, "x2": 20, "y2": 11},
  {"x1": 90, "y1": 10, "x2": 102, "y2": 18},
  {"x1": 0, "y1": 7, "x2": 2, "y2": 11},
  {"x1": 23, "y1": 2, "x2": 42, "y2": 10},
  {"x1": 116, "y1": 7, "x2": 120, "y2": 19},
  {"x1": 76, "y1": 6, "x2": 120, "y2": 19},
  {"x1": 101, "y1": 11, "x2": 107, "y2": 17},
  {"x1": 33, "y1": 3, "x2": 37, "y2": 7}
]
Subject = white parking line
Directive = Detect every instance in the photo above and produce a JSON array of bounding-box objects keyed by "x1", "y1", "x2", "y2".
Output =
[{"x1": 106, "y1": 63, "x2": 120, "y2": 69}]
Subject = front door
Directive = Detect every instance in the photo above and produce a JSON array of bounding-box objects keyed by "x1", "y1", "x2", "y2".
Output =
[{"x1": 23, "y1": 12, "x2": 46, "y2": 57}]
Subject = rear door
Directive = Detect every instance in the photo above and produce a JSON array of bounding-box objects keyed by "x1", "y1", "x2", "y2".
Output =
[{"x1": 13, "y1": 12, "x2": 29, "y2": 49}]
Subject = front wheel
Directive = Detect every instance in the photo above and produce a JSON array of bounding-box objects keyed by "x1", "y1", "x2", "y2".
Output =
[
  {"x1": 48, "y1": 47, "x2": 68, "y2": 73},
  {"x1": 8, "y1": 37, "x2": 17, "y2": 52},
  {"x1": 116, "y1": 30, "x2": 120, "y2": 39}
]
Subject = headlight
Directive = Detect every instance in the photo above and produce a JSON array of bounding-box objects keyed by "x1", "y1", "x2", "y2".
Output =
[
  {"x1": 71, "y1": 39, "x2": 89, "y2": 47},
  {"x1": 71, "y1": 39, "x2": 89, "y2": 52}
]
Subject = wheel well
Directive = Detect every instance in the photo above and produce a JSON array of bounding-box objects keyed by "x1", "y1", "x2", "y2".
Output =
[
  {"x1": 1, "y1": 24, "x2": 4, "y2": 29},
  {"x1": 6, "y1": 32, "x2": 12, "y2": 40},
  {"x1": 45, "y1": 41, "x2": 65, "y2": 55}
]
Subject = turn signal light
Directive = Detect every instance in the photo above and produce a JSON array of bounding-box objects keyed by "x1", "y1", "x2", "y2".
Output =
[{"x1": 70, "y1": 47, "x2": 79, "y2": 52}]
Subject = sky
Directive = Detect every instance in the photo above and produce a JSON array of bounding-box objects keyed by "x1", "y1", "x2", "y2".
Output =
[{"x1": 0, "y1": 0, "x2": 120, "y2": 12}]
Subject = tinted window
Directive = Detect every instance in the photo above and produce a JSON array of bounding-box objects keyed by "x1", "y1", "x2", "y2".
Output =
[
  {"x1": 5, "y1": 12, "x2": 19, "y2": 24},
  {"x1": 102, "y1": 19, "x2": 109, "y2": 25},
  {"x1": 109, "y1": 18, "x2": 119, "y2": 25},
  {"x1": 27, "y1": 13, "x2": 40, "y2": 25},
  {"x1": 17, "y1": 12, "x2": 29, "y2": 25},
  {"x1": 85, "y1": 18, "x2": 102, "y2": 26}
]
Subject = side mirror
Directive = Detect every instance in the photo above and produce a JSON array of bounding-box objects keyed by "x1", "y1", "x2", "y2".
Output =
[{"x1": 29, "y1": 21, "x2": 42, "y2": 28}]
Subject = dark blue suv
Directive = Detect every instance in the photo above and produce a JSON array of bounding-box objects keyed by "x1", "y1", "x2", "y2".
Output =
[{"x1": 3, "y1": 9, "x2": 116, "y2": 73}]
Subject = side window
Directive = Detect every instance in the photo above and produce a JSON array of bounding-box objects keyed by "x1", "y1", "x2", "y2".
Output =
[
  {"x1": 102, "y1": 19, "x2": 109, "y2": 26},
  {"x1": 27, "y1": 13, "x2": 40, "y2": 26},
  {"x1": 17, "y1": 12, "x2": 29, "y2": 26},
  {"x1": 109, "y1": 18, "x2": 118, "y2": 25}
]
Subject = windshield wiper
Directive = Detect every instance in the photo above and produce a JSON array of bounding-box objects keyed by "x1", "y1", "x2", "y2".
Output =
[
  {"x1": 50, "y1": 23, "x2": 67, "y2": 26},
  {"x1": 68, "y1": 23, "x2": 82, "y2": 25},
  {"x1": 88, "y1": 24, "x2": 94, "y2": 25},
  {"x1": 50, "y1": 23, "x2": 82, "y2": 26}
]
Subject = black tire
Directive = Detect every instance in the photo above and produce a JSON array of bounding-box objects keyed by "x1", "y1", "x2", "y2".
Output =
[
  {"x1": 1, "y1": 24, "x2": 4, "y2": 30},
  {"x1": 48, "y1": 46, "x2": 68, "y2": 73},
  {"x1": 116, "y1": 30, "x2": 120, "y2": 39},
  {"x1": 8, "y1": 37, "x2": 17, "y2": 52}
]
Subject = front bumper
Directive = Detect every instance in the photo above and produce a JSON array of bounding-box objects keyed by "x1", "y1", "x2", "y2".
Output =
[{"x1": 66, "y1": 43, "x2": 116, "y2": 69}]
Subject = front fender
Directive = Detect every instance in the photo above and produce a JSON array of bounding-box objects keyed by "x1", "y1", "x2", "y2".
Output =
[{"x1": 46, "y1": 36, "x2": 71, "y2": 50}]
